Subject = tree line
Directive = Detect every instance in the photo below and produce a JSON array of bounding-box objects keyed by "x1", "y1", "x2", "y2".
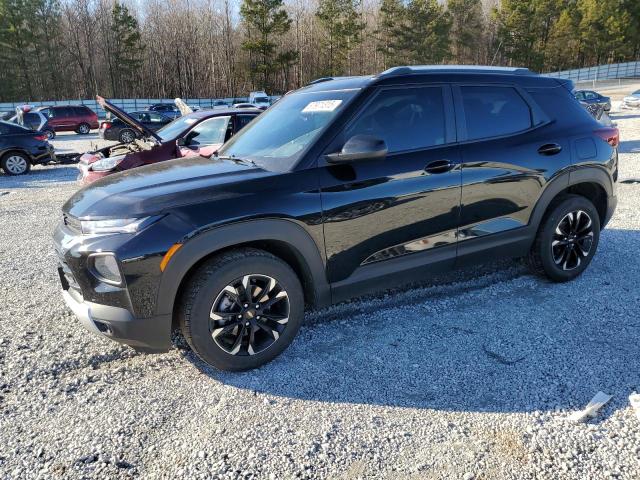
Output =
[{"x1": 0, "y1": 0, "x2": 639, "y2": 102}]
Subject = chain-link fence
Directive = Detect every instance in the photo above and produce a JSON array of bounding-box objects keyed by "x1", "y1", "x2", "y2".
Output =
[{"x1": 543, "y1": 61, "x2": 640, "y2": 88}]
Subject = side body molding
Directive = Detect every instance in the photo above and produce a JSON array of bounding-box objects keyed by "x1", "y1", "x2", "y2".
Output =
[{"x1": 155, "y1": 219, "x2": 331, "y2": 317}]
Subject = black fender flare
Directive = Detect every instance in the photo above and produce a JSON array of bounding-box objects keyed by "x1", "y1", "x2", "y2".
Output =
[
  {"x1": 155, "y1": 218, "x2": 331, "y2": 317},
  {"x1": 528, "y1": 165, "x2": 612, "y2": 232}
]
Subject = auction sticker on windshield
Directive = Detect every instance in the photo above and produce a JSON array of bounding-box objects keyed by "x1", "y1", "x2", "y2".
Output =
[{"x1": 302, "y1": 100, "x2": 342, "y2": 113}]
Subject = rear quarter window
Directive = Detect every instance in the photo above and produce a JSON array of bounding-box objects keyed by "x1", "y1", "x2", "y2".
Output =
[{"x1": 461, "y1": 86, "x2": 532, "y2": 140}]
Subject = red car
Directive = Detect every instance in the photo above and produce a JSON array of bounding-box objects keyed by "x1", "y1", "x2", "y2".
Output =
[
  {"x1": 36, "y1": 105, "x2": 99, "y2": 134},
  {"x1": 77, "y1": 96, "x2": 261, "y2": 184}
]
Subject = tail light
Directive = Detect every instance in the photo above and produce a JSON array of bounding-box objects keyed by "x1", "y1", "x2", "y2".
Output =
[
  {"x1": 33, "y1": 134, "x2": 47, "y2": 141},
  {"x1": 594, "y1": 127, "x2": 619, "y2": 147},
  {"x1": 101, "y1": 122, "x2": 111, "y2": 130}
]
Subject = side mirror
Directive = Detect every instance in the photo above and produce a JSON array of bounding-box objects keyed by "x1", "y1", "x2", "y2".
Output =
[
  {"x1": 326, "y1": 135, "x2": 387, "y2": 164},
  {"x1": 176, "y1": 137, "x2": 186, "y2": 147}
]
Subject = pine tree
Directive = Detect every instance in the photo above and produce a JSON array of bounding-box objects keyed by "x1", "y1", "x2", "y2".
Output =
[
  {"x1": 448, "y1": 0, "x2": 484, "y2": 64},
  {"x1": 401, "y1": 0, "x2": 451, "y2": 64},
  {"x1": 240, "y1": 0, "x2": 296, "y2": 90},
  {"x1": 110, "y1": 2, "x2": 144, "y2": 97},
  {"x1": 316, "y1": 0, "x2": 365, "y2": 75},
  {"x1": 376, "y1": 0, "x2": 406, "y2": 69}
]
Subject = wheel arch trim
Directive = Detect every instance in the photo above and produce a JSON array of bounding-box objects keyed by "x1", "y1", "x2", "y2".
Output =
[
  {"x1": 530, "y1": 166, "x2": 612, "y2": 231},
  {"x1": 155, "y1": 218, "x2": 330, "y2": 317}
]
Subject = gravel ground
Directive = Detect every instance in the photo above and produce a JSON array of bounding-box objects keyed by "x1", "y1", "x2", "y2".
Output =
[
  {"x1": 1, "y1": 112, "x2": 639, "y2": 479},
  {"x1": 49, "y1": 131, "x2": 115, "y2": 157}
]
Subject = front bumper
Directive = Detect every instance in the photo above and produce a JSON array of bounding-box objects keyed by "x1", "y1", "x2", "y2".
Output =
[
  {"x1": 54, "y1": 218, "x2": 182, "y2": 352},
  {"x1": 61, "y1": 288, "x2": 171, "y2": 351}
]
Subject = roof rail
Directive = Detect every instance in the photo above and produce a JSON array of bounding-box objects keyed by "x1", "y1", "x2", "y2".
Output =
[
  {"x1": 376, "y1": 65, "x2": 533, "y2": 79},
  {"x1": 307, "y1": 77, "x2": 336, "y2": 86}
]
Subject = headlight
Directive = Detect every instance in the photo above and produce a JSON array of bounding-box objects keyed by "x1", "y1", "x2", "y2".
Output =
[
  {"x1": 91, "y1": 155, "x2": 124, "y2": 171},
  {"x1": 81, "y1": 217, "x2": 154, "y2": 235}
]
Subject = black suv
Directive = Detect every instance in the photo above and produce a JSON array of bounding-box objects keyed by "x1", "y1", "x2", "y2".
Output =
[{"x1": 54, "y1": 66, "x2": 619, "y2": 371}]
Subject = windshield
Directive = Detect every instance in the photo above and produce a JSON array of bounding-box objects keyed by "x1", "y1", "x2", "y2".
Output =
[
  {"x1": 218, "y1": 89, "x2": 358, "y2": 170},
  {"x1": 156, "y1": 115, "x2": 201, "y2": 141},
  {"x1": 255, "y1": 97, "x2": 269, "y2": 103}
]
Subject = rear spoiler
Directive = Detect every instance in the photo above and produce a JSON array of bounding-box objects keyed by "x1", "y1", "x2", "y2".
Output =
[{"x1": 554, "y1": 78, "x2": 575, "y2": 92}]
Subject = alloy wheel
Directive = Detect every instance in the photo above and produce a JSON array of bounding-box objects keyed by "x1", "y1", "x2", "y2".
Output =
[
  {"x1": 551, "y1": 210, "x2": 594, "y2": 270},
  {"x1": 79, "y1": 124, "x2": 90, "y2": 134},
  {"x1": 121, "y1": 131, "x2": 135, "y2": 143},
  {"x1": 5, "y1": 155, "x2": 28, "y2": 174},
  {"x1": 209, "y1": 274, "x2": 290, "y2": 356}
]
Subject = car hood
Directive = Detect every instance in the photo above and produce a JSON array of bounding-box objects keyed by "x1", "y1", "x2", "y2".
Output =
[
  {"x1": 63, "y1": 155, "x2": 271, "y2": 218},
  {"x1": 97, "y1": 95, "x2": 162, "y2": 143}
]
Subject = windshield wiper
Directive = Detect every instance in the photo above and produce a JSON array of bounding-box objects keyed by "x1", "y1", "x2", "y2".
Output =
[{"x1": 215, "y1": 154, "x2": 258, "y2": 167}]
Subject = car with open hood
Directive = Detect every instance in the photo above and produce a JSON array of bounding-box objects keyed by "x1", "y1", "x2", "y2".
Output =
[{"x1": 77, "y1": 96, "x2": 261, "y2": 184}]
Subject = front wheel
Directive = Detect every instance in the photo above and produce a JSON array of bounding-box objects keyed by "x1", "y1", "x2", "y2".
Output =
[
  {"x1": 1, "y1": 152, "x2": 31, "y2": 175},
  {"x1": 527, "y1": 194, "x2": 600, "y2": 282},
  {"x1": 77, "y1": 123, "x2": 90, "y2": 134},
  {"x1": 179, "y1": 248, "x2": 304, "y2": 371}
]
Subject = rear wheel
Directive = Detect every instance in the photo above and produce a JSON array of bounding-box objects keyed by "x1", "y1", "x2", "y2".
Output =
[
  {"x1": 527, "y1": 194, "x2": 600, "y2": 282},
  {"x1": 1, "y1": 152, "x2": 31, "y2": 175},
  {"x1": 77, "y1": 123, "x2": 90, "y2": 134},
  {"x1": 119, "y1": 129, "x2": 136, "y2": 144},
  {"x1": 179, "y1": 248, "x2": 304, "y2": 371},
  {"x1": 44, "y1": 129, "x2": 55, "y2": 140}
]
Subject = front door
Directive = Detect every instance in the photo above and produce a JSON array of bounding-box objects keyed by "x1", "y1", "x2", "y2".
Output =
[
  {"x1": 319, "y1": 85, "x2": 462, "y2": 296},
  {"x1": 179, "y1": 116, "x2": 232, "y2": 158}
]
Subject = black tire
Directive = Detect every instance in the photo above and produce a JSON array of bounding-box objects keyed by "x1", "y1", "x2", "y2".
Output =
[
  {"x1": 1, "y1": 152, "x2": 31, "y2": 175},
  {"x1": 77, "y1": 123, "x2": 90, "y2": 134},
  {"x1": 527, "y1": 194, "x2": 600, "y2": 282},
  {"x1": 178, "y1": 248, "x2": 304, "y2": 371},
  {"x1": 44, "y1": 129, "x2": 55, "y2": 140},
  {"x1": 119, "y1": 129, "x2": 136, "y2": 144}
]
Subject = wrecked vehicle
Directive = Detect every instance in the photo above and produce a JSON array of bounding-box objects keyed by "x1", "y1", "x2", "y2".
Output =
[{"x1": 77, "y1": 96, "x2": 261, "y2": 184}]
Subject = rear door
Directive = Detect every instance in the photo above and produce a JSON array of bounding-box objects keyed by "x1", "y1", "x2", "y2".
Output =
[
  {"x1": 319, "y1": 85, "x2": 462, "y2": 294},
  {"x1": 454, "y1": 84, "x2": 572, "y2": 263}
]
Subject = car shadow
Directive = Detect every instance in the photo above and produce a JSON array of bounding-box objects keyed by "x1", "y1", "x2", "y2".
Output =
[
  {"x1": 0, "y1": 164, "x2": 78, "y2": 188},
  {"x1": 619, "y1": 139, "x2": 640, "y2": 153},
  {"x1": 184, "y1": 227, "x2": 640, "y2": 415}
]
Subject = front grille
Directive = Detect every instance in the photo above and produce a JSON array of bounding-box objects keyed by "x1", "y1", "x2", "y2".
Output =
[
  {"x1": 55, "y1": 249, "x2": 82, "y2": 299},
  {"x1": 63, "y1": 214, "x2": 82, "y2": 233}
]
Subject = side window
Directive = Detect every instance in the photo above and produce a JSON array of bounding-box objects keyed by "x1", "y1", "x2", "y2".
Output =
[
  {"x1": 24, "y1": 112, "x2": 40, "y2": 129},
  {"x1": 185, "y1": 116, "x2": 230, "y2": 146},
  {"x1": 584, "y1": 91, "x2": 598, "y2": 100},
  {"x1": 39, "y1": 108, "x2": 51, "y2": 118},
  {"x1": 346, "y1": 87, "x2": 446, "y2": 153},
  {"x1": 236, "y1": 114, "x2": 257, "y2": 131},
  {"x1": 574, "y1": 91, "x2": 584, "y2": 100},
  {"x1": 460, "y1": 86, "x2": 532, "y2": 140},
  {"x1": 148, "y1": 113, "x2": 166, "y2": 123},
  {"x1": 58, "y1": 107, "x2": 72, "y2": 118}
]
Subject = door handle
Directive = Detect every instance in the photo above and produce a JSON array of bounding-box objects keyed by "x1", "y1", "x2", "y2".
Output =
[
  {"x1": 424, "y1": 159, "x2": 453, "y2": 174},
  {"x1": 538, "y1": 143, "x2": 562, "y2": 156}
]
